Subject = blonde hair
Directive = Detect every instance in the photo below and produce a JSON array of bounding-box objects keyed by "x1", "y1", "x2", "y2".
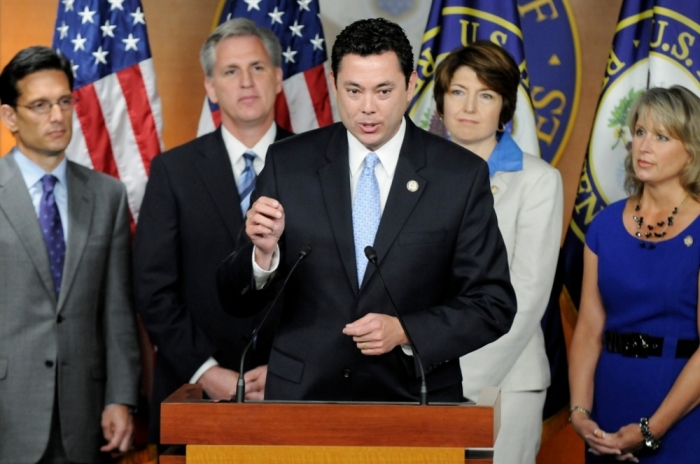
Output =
[{"x1": 625, "y1": 85, "x2": 700, "y2": 201}]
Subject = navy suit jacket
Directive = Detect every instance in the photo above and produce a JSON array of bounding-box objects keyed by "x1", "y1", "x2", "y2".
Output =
[
  {"x1": 217, "y1": 118, "x2": 515, "y2": 403},
  {"x1": 134, "y1": 125, "x2": 292, "y2": 441}
]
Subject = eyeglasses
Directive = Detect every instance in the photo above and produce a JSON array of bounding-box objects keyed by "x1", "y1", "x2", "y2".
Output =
[{"x1": 16, "y1": 96, "x2": 78, "y2": 114}]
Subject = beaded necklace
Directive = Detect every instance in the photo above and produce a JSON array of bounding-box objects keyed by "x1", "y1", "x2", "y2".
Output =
[{"x1": 633, "y1": 194, "x2": 688, "y2": 249}]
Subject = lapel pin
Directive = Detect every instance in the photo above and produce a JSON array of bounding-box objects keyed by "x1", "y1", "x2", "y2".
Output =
[
  {"x1": 406, "y1": 180, "x2": 419, "y2": 192},
  {"x1": 685, "y1": 236, "x2": 693, "y2": 247},
  {"x1": 491, "y1": 185, "x2": 499, "y2": 194}
]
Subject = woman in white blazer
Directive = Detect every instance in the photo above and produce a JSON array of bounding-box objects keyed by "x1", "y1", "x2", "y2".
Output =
[{"x1": 433, "y1": 41, "x2": 563, "y2": 464}]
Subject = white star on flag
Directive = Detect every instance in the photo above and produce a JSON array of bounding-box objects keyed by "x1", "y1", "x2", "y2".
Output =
[
  {"x1": 108, "y1": 0, "x2": 125, "y2": 10},
  {"x1": 268, "y1": 7, "x2": 284, "y2": 25},
  {"x1": 282, "y1": 46, "x2": 297, "y2": 63},
  {"x1": 244, "y1": 0, "x2": 262, "y2": 11},
  {"x1": 56, "y1": 21, "x2": 69, "y2": 40},
  {"x1": 62, "y1": 0, "x2": 75, "y2": 12},
  {"x1": 197, "y1": 0, "x2": 335, "y2": 137},
  {"x1": 122, "y1": 33, "x2": 140, "y2": 51},
  {"x1": 130, "y1": 7, "x2": 146, "y2": 25},
  {"x1": 290, "y1": 20, "x2": 304, "y2": 37},
  {"x1": 92, "y1": 46, "x2": 109, "y2": 64},
  {"x1": 71, "y1": 62, "x2": 79, "y2": 76},
  {"x1": 310, "y1": 34, "x2": 324, "y2": 51},
  {"x1": 71, "y1": 33, "x2": 87, "y2": 51},
  {"x1": 78, "y1": 5, "x2": 96, "y2": 24},
  {"x1": 101, "y1": 20, "x2": 117, "y2": 38}
]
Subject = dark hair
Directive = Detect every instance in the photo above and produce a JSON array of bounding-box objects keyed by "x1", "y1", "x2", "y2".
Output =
[
  {"x1": 0, "y1": 46, "x2": 74, "y2": 108},
  {"x1": 433, "y1": 41, "x2": 520, "y2": 128},
  {"x1": 625, "y1": 85, "x2": 700, "y2": 201},
  {"x1": 331, "y1": 18, "x2": 414, "y2": 87}
]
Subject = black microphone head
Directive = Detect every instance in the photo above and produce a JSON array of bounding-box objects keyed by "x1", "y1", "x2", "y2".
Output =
[
  {"x1": 299, "y1": 243, "x2": 312, "y2": 258},
  {"x1": 364, "y1": 246, "x2": 377, "y2": 263}
]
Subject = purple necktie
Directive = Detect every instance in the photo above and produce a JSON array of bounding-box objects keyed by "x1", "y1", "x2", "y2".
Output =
[{"x1": 39, "y1": 175, "x2": 66, "y2": 296}]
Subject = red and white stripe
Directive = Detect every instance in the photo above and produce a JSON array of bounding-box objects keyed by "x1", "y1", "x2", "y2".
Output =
[{"x1": 66, "y1": 58, "x2": 163, "y2": 224}]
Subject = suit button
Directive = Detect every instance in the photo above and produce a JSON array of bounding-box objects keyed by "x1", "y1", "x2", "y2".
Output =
[
  {"x1": 45, "y1": 360, "x2": 54, "y2": 368},
  {"x1": 342, "y1": 368, "x2": 351, "y2": 378},
  {"x1": 57, "y1": 315, "x2": 64, "y2": 323}
]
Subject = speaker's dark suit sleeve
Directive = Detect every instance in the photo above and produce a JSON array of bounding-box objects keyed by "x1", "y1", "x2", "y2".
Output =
[{"x1": 400, "y1": 159, "x2": 516, "y2": 365}]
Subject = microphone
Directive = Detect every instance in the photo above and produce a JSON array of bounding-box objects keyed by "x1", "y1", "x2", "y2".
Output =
[
  {"x1": 236, "y1": 243, "x2": 312, "y2": 403},
  {"x1": 364, "y1": 246, "x2": 428, "y2": 405}
]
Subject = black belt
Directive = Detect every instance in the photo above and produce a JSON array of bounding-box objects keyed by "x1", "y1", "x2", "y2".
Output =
[{"x1": 605, "y1": 331, "x2": 698, "y2": 359}]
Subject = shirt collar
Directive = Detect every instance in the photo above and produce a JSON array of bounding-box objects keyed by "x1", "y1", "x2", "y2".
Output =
[
  {"x1": 487, "y1": 131, "x2": 523, "y2": 178},
  {"x1": 12, "y1": 146, "x2": 68, "y2": 189},
  {"x1": 348, "y1": 117, "x2": 406, "y2": 177},
  {"x1": 221, "y1": 123, "x2": 277, "y2": 162}
]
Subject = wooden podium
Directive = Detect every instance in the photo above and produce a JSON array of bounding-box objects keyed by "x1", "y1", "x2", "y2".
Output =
[{"x1": 160, "y1": 384, "x2": 500, "y2": 463}]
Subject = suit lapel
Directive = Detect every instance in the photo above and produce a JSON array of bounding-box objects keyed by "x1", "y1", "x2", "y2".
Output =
[
  {"x1": 363, "y1": 119, "x2": 427, "y2": 288},
  {"x1": 193, "y1": 129, "x2": 242, "y2": 243},
  {"x1": 57, "y1": 162, "x2": 94, "y2": 312},
  {"x1": 0, "y1": 154, "x2": 57, "y2": 303},
  {"x1": 318, "y1": 126, "x2": 359, "y2": 293},
  {"x1": 490, "y1": 171, "x2": 510, "y2": 202}
]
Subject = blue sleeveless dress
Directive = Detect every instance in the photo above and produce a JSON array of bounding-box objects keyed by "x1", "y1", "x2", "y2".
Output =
[{"x1": 585, "y1": 199, "x2": 700, "y2": 462}]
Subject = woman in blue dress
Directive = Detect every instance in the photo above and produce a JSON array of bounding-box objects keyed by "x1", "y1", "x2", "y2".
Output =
[{"x1": 569, "y1": 85, "x2": 700, "y2": 462}]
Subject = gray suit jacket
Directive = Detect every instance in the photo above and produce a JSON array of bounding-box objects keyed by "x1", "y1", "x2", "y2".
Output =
[{"x1": 0, "y1": 153, "x2": 140, "y2": 464}]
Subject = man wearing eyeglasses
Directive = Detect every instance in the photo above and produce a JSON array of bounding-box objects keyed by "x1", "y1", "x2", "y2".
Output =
[{"x1": 0, "y1": 46, "x2": 140, "y2": 464}]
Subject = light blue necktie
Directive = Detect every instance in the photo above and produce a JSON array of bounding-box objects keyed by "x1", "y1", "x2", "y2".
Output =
[
  {"x1": 238, "y1": 151, "x2": 257, "y2": 218},
  {"x1": 353, "y1": 152, "x2": 381, "y2": 286}
]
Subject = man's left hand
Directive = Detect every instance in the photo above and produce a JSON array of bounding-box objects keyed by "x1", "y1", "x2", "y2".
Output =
[
  {"x1": 343, "y1": 313, "x2": 408, "y2": 355},
  {"x1": 100, "y1": 404, "x2": 134, "y2": 453}
]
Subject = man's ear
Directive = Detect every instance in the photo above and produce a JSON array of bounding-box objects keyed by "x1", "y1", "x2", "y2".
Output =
[
  {"x1": 0, "y1": 104, "x2": 18, "y2": 133},
  {"x1": 329, "y1": 71, "x2": 338, "y2": 98},
  {"x1": 203, "y1": 77, "x2": 218, "y2": 104},
  {"x1": 406, "y1": 70, "x2": 418, "y2": 102},
  {"x1": 275, "y1": 67, "x2": 283, "y2": 95}
]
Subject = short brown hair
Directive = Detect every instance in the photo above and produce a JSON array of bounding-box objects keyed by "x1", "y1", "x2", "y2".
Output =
[
  {"x1": 433, "y1": 41, "x2": 520, "y2": 128},
  {"x1": 624, "y1": 85, "x2": 700, "y2": 201}
]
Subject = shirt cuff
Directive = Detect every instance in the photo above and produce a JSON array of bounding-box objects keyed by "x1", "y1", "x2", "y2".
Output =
[
  {"x1": 190, "y1": 357, "x2": 219, "y2": 384},
  {"x1": 401, "y1": 344, "x2": 414, "y2": 356},
  {"x1": 252, "y1": 245, "x2": 279, "y2": 289}
]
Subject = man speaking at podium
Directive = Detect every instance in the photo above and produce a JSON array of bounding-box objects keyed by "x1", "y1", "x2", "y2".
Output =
[{"x1": 217, "y1": 18, "x2": 516, "y2": 403}]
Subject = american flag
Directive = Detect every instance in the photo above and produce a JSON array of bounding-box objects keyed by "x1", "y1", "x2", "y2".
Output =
[
  {"x1": 197, "y1": 0, "x2": 336, "y2": 136},
  {"x1": 52, "y1": 0, "x2": 163, "y2": 223}
]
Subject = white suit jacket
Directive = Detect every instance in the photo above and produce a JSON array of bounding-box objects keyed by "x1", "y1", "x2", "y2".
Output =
[{"x1": 461, "y1": 153, "x2": 563, "y2": 399}]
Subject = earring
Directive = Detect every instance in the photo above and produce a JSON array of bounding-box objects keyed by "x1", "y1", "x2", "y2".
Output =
[{"x1": 497, "y1": 122, "x2": 506, "y2": 133}]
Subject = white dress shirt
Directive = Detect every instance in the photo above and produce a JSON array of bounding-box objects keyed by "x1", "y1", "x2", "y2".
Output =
[{"x1": 221, "y1": 122, "x2": 277, "y2": 180}]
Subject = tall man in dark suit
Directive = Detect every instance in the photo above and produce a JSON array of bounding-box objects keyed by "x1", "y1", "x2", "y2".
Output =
[
  {"x1": 217, "y1": 18, "x2": 516, "y2": 403},
  {"x1": 0, "y1": 46, "x2": 140, "y2": 463},
  {"x1": 133, "y1": 18, "x2": 292, "y2": 442}
]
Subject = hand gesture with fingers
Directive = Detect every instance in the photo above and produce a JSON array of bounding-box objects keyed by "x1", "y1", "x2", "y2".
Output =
[
  {"x1": 342, "y1": 313, "x2": 408, "y2": 355},
  {"x1": 246, "y1": 196, "x2": 284, "y2": 269}
]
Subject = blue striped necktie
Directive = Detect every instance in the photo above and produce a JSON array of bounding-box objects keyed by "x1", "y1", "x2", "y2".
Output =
[
  {"x1": 39, "y1": 175, "x2": 66, "y2": 296},
  {"x1": 238, "y1": 151, "x2": 257, "y2": 218},
  {"x1": 352, "y1": 152, "x2": 381, "y2": 286}
]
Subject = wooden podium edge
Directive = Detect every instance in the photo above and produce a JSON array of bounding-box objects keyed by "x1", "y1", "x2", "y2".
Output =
[{"x1": 161, "y1": 385, "x2": 498, "y2": 462}]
